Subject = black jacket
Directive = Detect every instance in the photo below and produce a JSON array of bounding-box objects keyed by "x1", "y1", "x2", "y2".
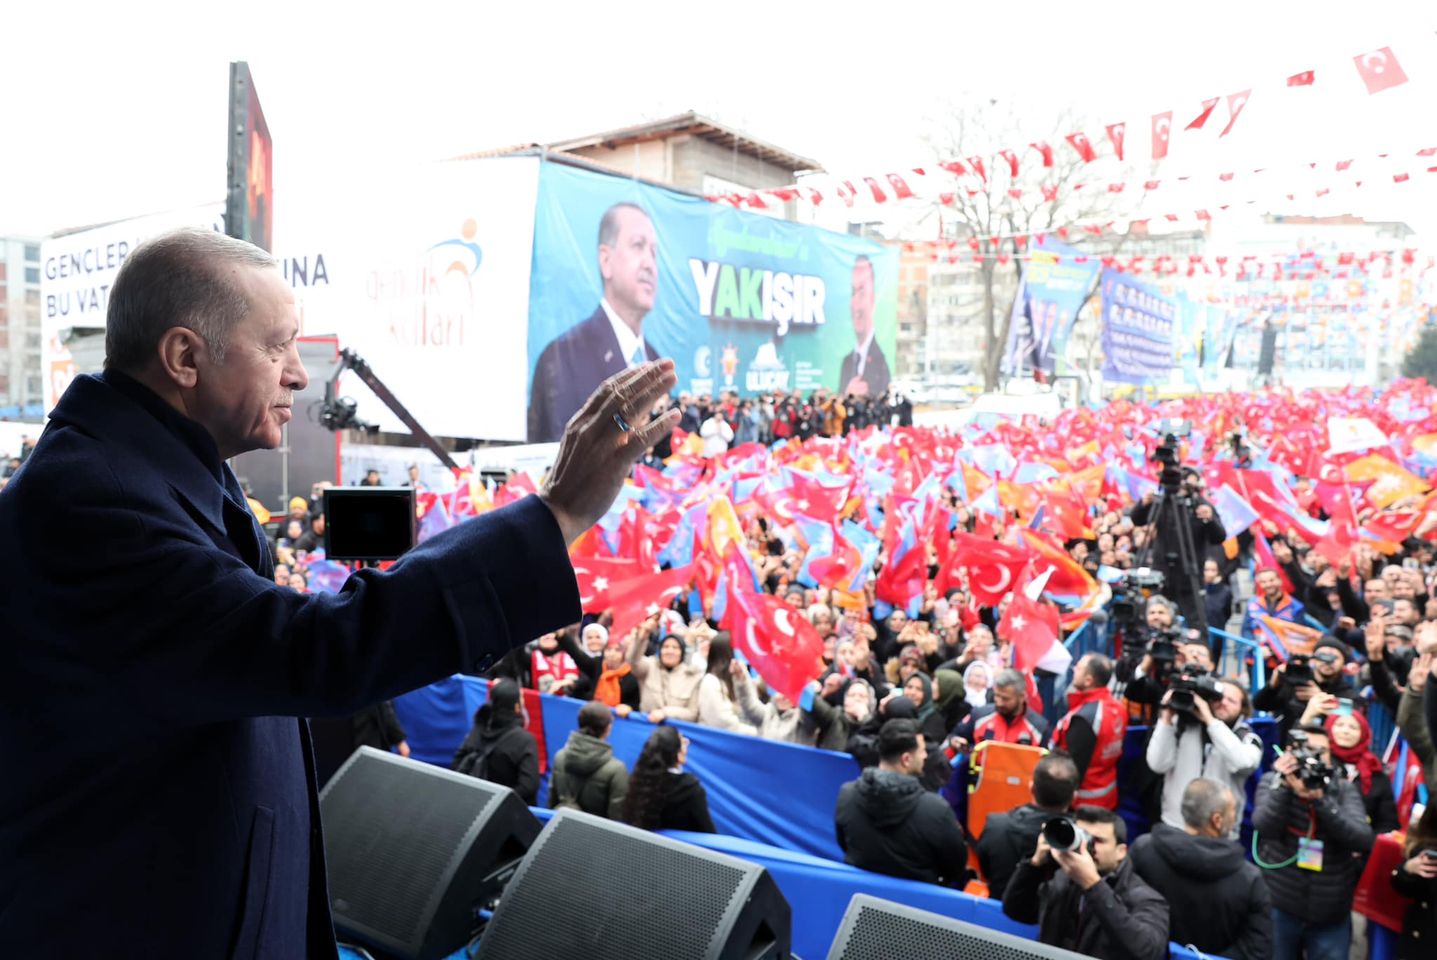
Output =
[
  {"x1": 837, "y1": 339, "x2": 891, "y2": 400},
  {"x1": 1251, "y1": 769, "x2": 1374, "y2": 922},
  {"x1": 658, "y1": 771, "x2": 716, "y2": 833},
  {"x1": 1002, "y1": 856, "x2": 1169, "y2": 960},
  {"x1": 1391, "y1": 860, "x2": 1437, "y2": 960},
  {"x1": 976, "y1": 804, "x2": 1056, "y2": 898},
  {"x1": 1129, "y1": 496, "x2": 1226, "y2": 599},
  {"x1": 834, "y1": 768, "x2": 967, "y2": 885},
  {"x1": 1204, "y1": 581, "x2": 1233, "y2": 632},
  {"x1": 1129, "y1": 823, "x2": 1272, "y2": 960},
  {"x1": 1253, "y1": 670, "x2": 1359, "y2": 739},
  {"x1": 452, "y1": 710, "x2": 540, "y2": 805}
]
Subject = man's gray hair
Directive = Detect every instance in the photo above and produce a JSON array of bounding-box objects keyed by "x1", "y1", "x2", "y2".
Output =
[
  {"x1": 105, "y1": 227, "x2": 276, "y2": 371},
  {"x1": 1180, "y1": 777, "x2": 1233, "y2": 830},
  {"x1": 993, "y1": 668, "x2": 1025, "y2": 692}
]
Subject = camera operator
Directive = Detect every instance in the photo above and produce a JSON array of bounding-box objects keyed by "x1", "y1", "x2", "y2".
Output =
[
  {"x1": 1253, "y1": 723, "x2": 1375, "y2": 960},
  {"x1": 1117, "y1": 597, "x2": 1186, "y2": 714},
  {"x1": 1146, "y1": 673, "x2": 1262, "y2": 836},
  {"x1": 1253, "y1": 637, "x2": 1358, "y2": 740},
  {"x1": 1129, "y1": 464, "x2": 1226, "y2": 628},
  {"x1": 1001, "y1": 806, "x2": 1169, "y2": 960},
  {"x1": 1130, "y1": 778, "x2": 1272, "y2": 960}
]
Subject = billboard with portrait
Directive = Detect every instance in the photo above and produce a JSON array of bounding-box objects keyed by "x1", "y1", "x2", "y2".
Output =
[
  {"x1": 525, "y1": 161, "x2": 897, "y2": 442},
  {"x1": 1000, "y1": 236, "x2": 1100, "y2": 379}
]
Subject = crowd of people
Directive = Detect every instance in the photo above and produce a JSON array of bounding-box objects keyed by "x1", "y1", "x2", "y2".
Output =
[{"x1": 402, "y1": 383, "x2": 1437, "y2": 960}]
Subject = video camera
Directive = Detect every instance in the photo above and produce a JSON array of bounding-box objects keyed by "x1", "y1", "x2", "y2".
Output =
[
  {"x1": 1108, "y1": 566, "x2": 1167, "y2": 630},
  {"x1": 1283, "y1": 649, "x2": 1338, "y2": 689},
  {"x1": 1042, "y1": 817, "x2": 1096, "y2": 857},
  {"x1": 1285, "y1": 730, "x2": 1336, "y2": 792},
  {"x1": 1167, "y1": 663, "x2": 1224, "y2": 717}
]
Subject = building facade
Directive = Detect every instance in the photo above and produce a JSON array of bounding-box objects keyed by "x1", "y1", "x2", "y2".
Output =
[{"x1": 0, "y1": 236, "x2": 43, "y2": 418}]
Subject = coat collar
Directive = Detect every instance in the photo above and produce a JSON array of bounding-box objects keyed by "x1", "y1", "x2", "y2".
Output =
[{"x1": 48, "y1": 372, "x2": 233, "y2": 536}]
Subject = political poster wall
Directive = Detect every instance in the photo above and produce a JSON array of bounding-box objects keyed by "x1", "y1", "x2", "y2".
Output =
[
  {"x1": 39, "y1": 203, "x2": 224, "y2": 413},
  {"x1": 1000, "y1": 237, "x2": 1100, "y2": 378},
  {"x1": 274, "y1": 156, "x2": 541, "y2": 441},
  {"x1": 1100, "y1": 268, "x2": 1177, "y2": 385},
  {"x1": 525, "y1": 160, "x2": 897, "y2": 442}
]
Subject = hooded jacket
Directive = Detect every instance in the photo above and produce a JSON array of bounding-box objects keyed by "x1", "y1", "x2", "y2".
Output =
[
  {"x1": 657, "y1": 771, "x2": 716, "y2": 833},
  {"x1": 1129, "y1": 823, "x2": 1272, "y2": 960},
  {"x1": 549, "y1": 731, "x2": 629, "y2": 820},
  {"x1": 834, "y1": 768, "x2": 967, "y2": 885},
  {"x1": 452, "y1": 708, "x2": 539, "y2": 805},
  {"x1": 1002, "y1": 855, "x2": 1169, "y2": 960}
]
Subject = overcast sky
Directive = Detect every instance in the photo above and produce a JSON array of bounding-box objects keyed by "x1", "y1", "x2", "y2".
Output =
[{"x1": 4, "y1": 0, "x2": 1436, "y2": 239}]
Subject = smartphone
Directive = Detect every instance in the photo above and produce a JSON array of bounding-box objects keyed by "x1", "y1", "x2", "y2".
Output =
[
  {"x1": 1334, "y1": 698, "x2": 1355, "y2": 717},
  {"x1": 1422, "y1": 849, "x2": 1437, "y2": 861}
]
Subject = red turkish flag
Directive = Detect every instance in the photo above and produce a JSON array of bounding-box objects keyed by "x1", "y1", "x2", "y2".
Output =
[
  {"x1": 998, "y1": 149, "x2": 1019, "y2": 178},
  {"x1": 1150, "y1": 112, "x2": 1172, "y2": 160},
  {"x1": 1000, "y1": 585, "x2": 1061, "y2": 673},
  {"x1": 604, "y1": 564, "x2": 695, "y2": 643},
  {"x1": 808, "y1": 525, "x2": 864, "y2": 590},
  {"x1": 862, "y1": 177, "x2": 888, "y2": 203},
  {"x1": 967, "y1": 157, "x2": 988, "y2": 181},
  {"x1": 788, "y1": 474, "x2": 851, "y2": 524},
  {"x1": 572, "y1": 556, "x2": 642, "y2": 612},
  {"x1": 1105, "y1": 123, "x2": 1126, "y2": 161},
  {"x1": 1354, "y1": 47, "x2": 1409, "y2": 95},
  {"x1": 1065, "y1": 132, "x2": 1097, "y2": 162},
  {"x1": 1287, "y1": 70, "x2": 1315, "y2": 87},
  {"x1": 1185, "y1": 97, "x2": 1220, "y2": 131},
  {"x1": 1030, "y1": 141, "x2": 1054, "y2": 167},
  {"x1": 885, "y1": 173, "x2": 915, "y2": 199},
  {"x1": 936, "y1": 531, "x2": 1030, "y2": 604},
  {"x1": 722, "y1": 546, "x2": 825, "y2": 701},
  {"x1": 1219, "y1": 89, "x2": 1251, "y2": 137}
]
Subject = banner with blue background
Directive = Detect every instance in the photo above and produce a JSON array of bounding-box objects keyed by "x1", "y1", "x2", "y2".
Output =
[{"x1": 1100, "y1": 268, "x2": 1177, "y2": 385}]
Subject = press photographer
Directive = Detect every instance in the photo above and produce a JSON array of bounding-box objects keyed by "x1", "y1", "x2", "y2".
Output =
[
  {"x1": 1145, "y1": 671, "x2": 1262, "y2": 836},
  {"x1": 1118, "y1": 596, "x2": 1198, "y2": 713},
  {"x1": 1253, "y1": 636, "x2": 1359, "y2": 739},
  {"x1": 1252, "y1": 723, "x2": 1375, "y2": 960},
  {"x1": 1128, "y1": 428, "x2": 1227, "y2": 631},
  {"x1": 1001, "y1": 806, "x2": 1169, "y2": 960}
]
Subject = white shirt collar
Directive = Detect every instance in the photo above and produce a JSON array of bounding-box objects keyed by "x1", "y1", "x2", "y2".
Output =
[
  {"x1": 854, "y1": 331, "x2": 875, "y2": 375},
  {"x1": 601, "y1": 298, "x2": 646, "y2": 368}
]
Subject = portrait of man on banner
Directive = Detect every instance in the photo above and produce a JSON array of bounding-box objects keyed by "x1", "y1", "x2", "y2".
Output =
[
  {"x1": 528, "y1": 202, "x2": 663, "y2": 442},
  {"x1": 837, "y1": 255, "x2": 891, "y2": 398}
]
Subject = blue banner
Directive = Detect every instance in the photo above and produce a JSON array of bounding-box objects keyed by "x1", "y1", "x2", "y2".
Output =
[
  {"x1": 1002, "y1": 237, "x2": 1100, "y2": 378},
  {"x1": 1100, "y1": 268, "x2": 1177, "y2": 385},
  {"x1": 524, "y1": 160, "x2": 898, "y2": 442}
]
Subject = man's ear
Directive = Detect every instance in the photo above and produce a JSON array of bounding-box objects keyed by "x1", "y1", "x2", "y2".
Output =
[{"x1": 156, "y1": 326, "x2": 203, "y2": 389}]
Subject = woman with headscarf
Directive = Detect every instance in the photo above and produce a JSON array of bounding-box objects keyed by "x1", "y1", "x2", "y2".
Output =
[
  {"x1": 621, "y1": 725, "x2": 716, "y2": 833},
  {"x1": 564, "y1": 629, "x2": 641, "y2": 717},
  {"x1": 961, "y1": 660, "x2": 996, "y2": 711},
  {"x1": 1324, "y1": 711, "x2": 1399, "y2": 835},
  {"x1": 900, "y1": 671, "x2": 948, "y2": 747},
  {"x1": 805, "y1": 675, "x2": 877, "y2": 754},
  {"x1": 932, "y1": 667, "x2": 974, "y2": 734},
  {"x1": 627, "y1": 629, "x2": 704, "y2": 724},
  {"x1": 696, "y1": 633, "x2": 760, "y2": 735}
]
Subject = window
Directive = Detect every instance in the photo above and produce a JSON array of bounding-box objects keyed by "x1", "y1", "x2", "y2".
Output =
[
  {"x1": 27, "y1": 377, "x2": 42, "y2": 398},
  {"x1": 24, "y1": 290, "x2": 39, "y2": 306},
  {"x1": 26, "y1": 332, "x2": 40, "y2": 350},
  {"x1": 24, "y1": 267, "x2": 39, "y2": 284},
  {"x1": 24, "y1": 244, "x2": 39, "y2": 262}
]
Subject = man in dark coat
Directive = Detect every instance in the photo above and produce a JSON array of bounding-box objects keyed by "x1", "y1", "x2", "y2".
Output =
[
  {"x1": 452, "y1": 679, "x2": 539, "y2": 805},
  {"x1": 834, "y1": 719, "x2": 967, "y2": 885},
  {"x1": 0, "y1": 227, "x2": 680, "y2": 959},
  {"x1": 977, "y1": 752, "x2": 1078, "y2": 898},
  {"x1": 837, "y1": 255, "x2": 891, "y2": 399},
  {"x1": 1002, "y1": 805, "x2": 1170, "y2": 960},
  {"x1": 528, "y1": 202, "x2": 661, "y2": 442},
  {"x1": 1130, "y1": 778, "x2": 1272, "y2": 960}
]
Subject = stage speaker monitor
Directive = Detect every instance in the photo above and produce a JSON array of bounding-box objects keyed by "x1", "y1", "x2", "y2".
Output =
[
  {"x1": 477, "y1": 808, "x2": 791, "y2": 960},
  {"x1": 827, "y1": 893, "x2": 1090, "y2": 960},
  {"x1": 319, "y1": 746, "x2": 541, "y2": 960}
]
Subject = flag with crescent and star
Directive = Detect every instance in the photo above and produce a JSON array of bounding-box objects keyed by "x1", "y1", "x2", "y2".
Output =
[{"x1": 720, "y1": 543, "x2": 826, "y2": 702}]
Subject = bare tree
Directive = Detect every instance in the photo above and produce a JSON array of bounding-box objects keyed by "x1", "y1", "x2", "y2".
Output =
[{"x1": 925, "y1": 99, "x2": 1140, "y2": 391}]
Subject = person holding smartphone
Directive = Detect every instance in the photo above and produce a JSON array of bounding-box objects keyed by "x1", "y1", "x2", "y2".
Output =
[{"x1": 1390, "y1": 805, "x2": 1437, "y2": 960}]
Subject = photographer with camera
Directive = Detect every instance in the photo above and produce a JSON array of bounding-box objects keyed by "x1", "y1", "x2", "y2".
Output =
[
  {"x1": 1253, "y1": 723, "x2": 1375, "y2": 960},
  {"x1": 1001, "y1": 806, "x2": 1169, "y2": 960},
  {"x1": 1253, "y1": 636, "x2": 1359, "y2": 740},
  {"x1": 1146, "y1": 671, "x2": 1262, "y2": 835},
  {"x1": 1128, "y1": 458, "x2": 1226, "y2": 629},
  {"x1": 1130, "y1": 778, "x2": 1273, "y2": 960}
]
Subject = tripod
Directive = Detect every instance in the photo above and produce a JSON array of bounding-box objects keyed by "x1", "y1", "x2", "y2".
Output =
[{"x1": 1132, "y1": 480, "x2": 1209, "y2": 639}]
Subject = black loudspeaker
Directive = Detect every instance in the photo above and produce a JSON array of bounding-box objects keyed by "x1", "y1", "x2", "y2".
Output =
[
  {"x1": 828, "y1": 894, "x2": 1089, "y2": 960},
  {"x1": 319, "y1": 747, "x2": 541, "y2": 960},
  {"x1": 477, "y1": 809, "x2": 791, "y2": 960}
]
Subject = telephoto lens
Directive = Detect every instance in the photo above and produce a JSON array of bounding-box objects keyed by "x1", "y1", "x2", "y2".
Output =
[{"x1": 1041, "y1": 817, "x2": 1090, "y2": 853}]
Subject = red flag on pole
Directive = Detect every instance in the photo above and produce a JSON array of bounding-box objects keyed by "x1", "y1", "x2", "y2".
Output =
[
  {"x1": 1065, "y1": 132, "x2": 1097, "y2": 162},
  {"x1": 1000, "y1": 580, "x2": 1061, "y2": 673},
  {"x1": 572, "y1": 556, "x2": 643, "y2": 612},
  {"x1": 722, "y1": 545, "x2": 825, "y2": 701},
  {"x1": 604, "y1": 564, "x2": 695, "y2": 642}
]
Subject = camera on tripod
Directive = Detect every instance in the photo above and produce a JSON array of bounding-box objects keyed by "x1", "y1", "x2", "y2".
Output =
[
  {"x1": 1285, "y1": 730, "x2": 1336, "y2": 792},
  {"x1": 1167, "y1": 663, "x2": 1224, "y2": 717}
]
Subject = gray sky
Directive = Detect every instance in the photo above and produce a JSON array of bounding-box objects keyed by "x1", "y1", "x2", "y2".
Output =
[{"x1": 4, "y1": 0, "x2": 1436, "y2": 239}]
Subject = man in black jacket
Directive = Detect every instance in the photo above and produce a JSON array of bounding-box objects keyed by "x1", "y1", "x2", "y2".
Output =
[
  {"x1": 1253, "y1": 723, "x2": 1374, "y2": 960},
  {"x1": 1254, "y1": 636, "x2": 1359, "y2": 740},
  {"x1": 1130, "y1": 778, "x2": 1272, "y2": 960},
  {"x1": 1002, "y1": 805, "x2": 1169, "y2": 960},
  {"x1": 834, "y1": 719, "x2": 967, "y2": 885},
  {"x1": 977, "y1": 752, "x2": 1078, "y2": 897},
  {"x1": 452, "y1": 680, "x2": 539, "y2": 805}
]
